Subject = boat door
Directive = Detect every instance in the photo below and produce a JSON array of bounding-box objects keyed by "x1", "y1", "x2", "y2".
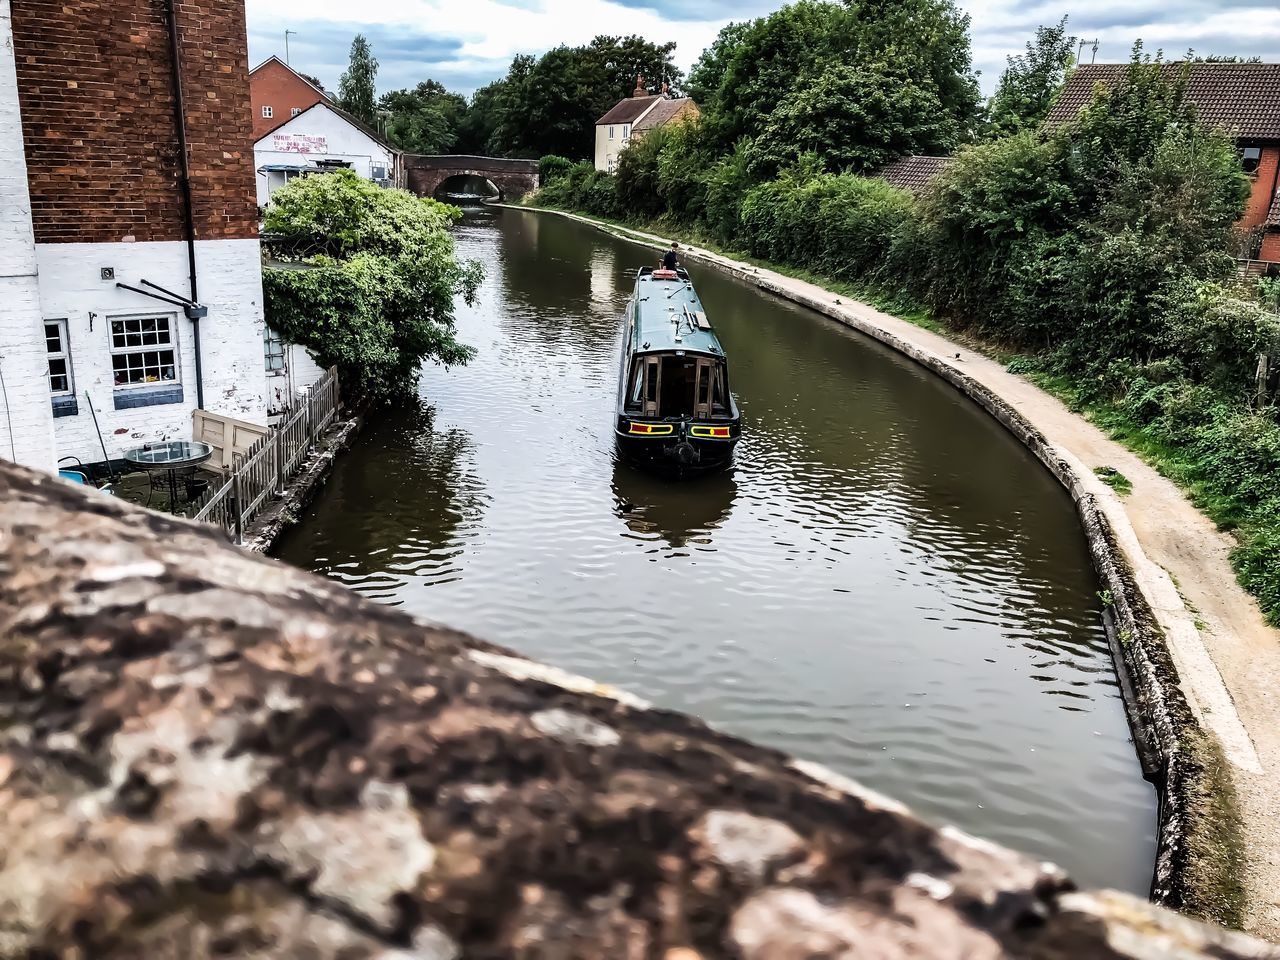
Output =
[
  {"x1": 693, "y1": 358, "x2": 716, "y2": 420},
  {"x1": 640, "y1": 356, "x2": 661, "y2": 418}
]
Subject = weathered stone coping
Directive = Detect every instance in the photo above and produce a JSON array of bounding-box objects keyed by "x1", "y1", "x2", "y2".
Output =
[
  {"x1": 1, "y1": 458, "x2": 1276, "y2": 958},
  {"x1": 502, "y1": 204, "x2": 1230, "y2": 919}
]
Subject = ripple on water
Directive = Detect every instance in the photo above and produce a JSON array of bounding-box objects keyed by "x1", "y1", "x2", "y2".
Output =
[{"x1": 274, "y1": 207, "x2": 1156, "y2": 895}]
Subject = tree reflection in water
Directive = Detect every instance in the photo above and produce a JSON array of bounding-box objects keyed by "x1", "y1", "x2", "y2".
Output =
[{"x1": 273, "y1": 399, "x2": 487, "y2": 601}]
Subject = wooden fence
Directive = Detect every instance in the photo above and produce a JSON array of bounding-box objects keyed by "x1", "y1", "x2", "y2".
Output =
[{"x1": 192, "y1": 367, "x2": 340, "y2": 543}]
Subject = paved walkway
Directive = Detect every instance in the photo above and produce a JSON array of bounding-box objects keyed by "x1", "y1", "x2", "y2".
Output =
[{"x1": 515, "y1": 207, "x2": 1280, "y2": 939}]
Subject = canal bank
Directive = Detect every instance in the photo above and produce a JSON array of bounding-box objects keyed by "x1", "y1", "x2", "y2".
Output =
[{"x1": 507, "y1": 204, "x2": 1276, "y2": 935}]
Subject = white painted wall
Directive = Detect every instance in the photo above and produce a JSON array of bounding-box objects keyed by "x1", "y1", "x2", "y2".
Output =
[
  {"x1": 36, "y1": 239, "x2": 268, "y2": 465},
  {"x1": 0, "y1": 0, "x2": 56, "y2": 470},
  {"x1": 265, "y1": 342, "x2": 326, "y2": 419},
  {"x1": 594, "y1": 123, "x2": 634, "y2": 173},
  {"x1": 254, "y1": 104, "x2": 396, "y2": 205}
]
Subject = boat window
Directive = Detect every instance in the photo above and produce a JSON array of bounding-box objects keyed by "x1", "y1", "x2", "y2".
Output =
[
  {"x1": 626, "y1": 358, "x2": 643, "y2": 409},
  {"x1": 711, "y1": 364, "x2": 728, "y2": 414},
  {"x1": 642, "y1": 356, "x2": 661, "y2": 418}
]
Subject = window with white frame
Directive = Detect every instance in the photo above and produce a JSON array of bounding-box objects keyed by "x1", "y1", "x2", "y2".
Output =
[
  {"x1": 262, "y1": 105, "x2": 274, "y2": 118},
  {"x1": 264, "y1": 325, "x2": 287, "y2": 374},
  {"x1": 45, "y1": 319, "x2": 72, "y2": 396},
  {"x1": 622, "y1": 123, "x2": 631, "y2": 141},
  {"x1": 608, "y1": 125, "x2": 615, "y2": 140},
  {"x1": 109, "y1": 315, "x2": 179, "y2": 388}
]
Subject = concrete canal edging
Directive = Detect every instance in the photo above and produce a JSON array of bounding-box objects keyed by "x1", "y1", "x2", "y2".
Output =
[{"x1": 504, "y1": 204, "x2": 1279, "y2": 936}]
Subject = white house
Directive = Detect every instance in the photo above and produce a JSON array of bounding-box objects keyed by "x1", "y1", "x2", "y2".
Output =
[
  {"x1": 255, "y1": 101, "x2": 400, "y2": 206},
  {"x1": 0, "y1": 0, "x2": 269, "y2": 474},
  {"x1": 594, "y1": 81, "x2": 700, "y2": 173}
]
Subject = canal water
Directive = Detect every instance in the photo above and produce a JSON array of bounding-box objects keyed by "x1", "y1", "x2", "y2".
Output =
[{"x1": 274, "y1": 206, "x2": 1156, "y2": 892}]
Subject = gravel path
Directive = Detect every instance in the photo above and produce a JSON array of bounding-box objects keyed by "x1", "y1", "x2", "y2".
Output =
[{"x1": 516, "y1": 208, "x2": 1280, "y2": 940}]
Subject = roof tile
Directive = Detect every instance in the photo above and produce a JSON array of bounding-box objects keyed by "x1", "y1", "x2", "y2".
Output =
[
  {"x1": 876, "y1": 155, "x2": 953, "y2": 194},
  {"x1": 634, "y1": 98, "x2": 696, "y2": 132},
  {"x1": 597, "y1": 96, "x2": 661, "y2": 126},
  {"x1": 1045, "y1": 63, "x2": 1280, "y2": 141}
]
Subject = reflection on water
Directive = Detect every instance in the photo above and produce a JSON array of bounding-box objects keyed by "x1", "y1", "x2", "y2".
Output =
[
  {"x1": 275, "y1": 206, "x2": 1156, "y2": 893},
  {"x1": 612, "y1": 460, "x2": 738, "y2": 549}
]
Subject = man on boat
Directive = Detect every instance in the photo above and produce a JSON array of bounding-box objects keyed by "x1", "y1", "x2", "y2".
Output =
[{"x1": 661, "y1": 242, "x2": 681, "y2": 271}]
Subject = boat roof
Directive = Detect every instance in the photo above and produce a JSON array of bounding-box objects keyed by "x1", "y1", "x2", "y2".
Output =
[{"x1": 630, "y1": 269, "x2": 725, "y2": 357}]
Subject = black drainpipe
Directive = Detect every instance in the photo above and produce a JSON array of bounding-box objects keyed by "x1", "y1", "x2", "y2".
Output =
[{"x1": 163, "y1": 0, "x2": 204, "y2": 409}]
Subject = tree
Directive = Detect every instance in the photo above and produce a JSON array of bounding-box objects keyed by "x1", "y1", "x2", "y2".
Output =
[
  {"x1": 337, "y1": 34, "x2": 378, "y2": 126},
  {"x1": 745, "y1": 63, "x2": 954, "y2": 178},
  {"x1": 687, "y1": 21, "x2": 752, "y2": 105},
  {"x1": 473, "y1": 37, "x2": 682, "y2": 159},
  {"x1": 379, "y1": 81, "x2": 468, "y2": 154},
  {"x1": 262, "y1": 170, "x2": 482, "y2": 402},
  {"x1": 692, "y1": 0, "x2": 979, "y2": 151},
  {"x1": 985, "y1": 17, "x2": 1076, "y2": 138}
]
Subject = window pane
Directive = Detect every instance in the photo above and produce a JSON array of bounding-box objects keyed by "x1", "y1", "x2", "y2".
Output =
[{"x1": 50, "y1": 374, "x2": 68, "y2": 392}]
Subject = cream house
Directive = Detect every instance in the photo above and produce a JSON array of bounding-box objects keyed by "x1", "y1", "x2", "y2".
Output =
[{"x1": 594, "y1": 81, "x2": 699, "y2": 173}]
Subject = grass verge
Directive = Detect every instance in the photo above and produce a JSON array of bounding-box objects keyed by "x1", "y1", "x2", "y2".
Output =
[{"x1": 1179, "y1": 728, "x2": 1248, "y2": 929}]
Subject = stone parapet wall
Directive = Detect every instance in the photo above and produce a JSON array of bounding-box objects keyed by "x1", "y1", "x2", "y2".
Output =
[{"x1": 1, "y1": 459, "x2": 1277, "y2": 958}]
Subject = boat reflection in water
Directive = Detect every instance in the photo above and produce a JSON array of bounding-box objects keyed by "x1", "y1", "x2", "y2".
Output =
[
  {"x1": 615, "y1": 267, "x2": 742, "y2": 476},
  {"x1": 611, "y1": 457, "x2": 738, "y2": 549}
]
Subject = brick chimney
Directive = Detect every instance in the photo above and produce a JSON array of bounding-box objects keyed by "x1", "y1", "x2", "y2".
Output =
[{"x1": 633, "y1": 74, "x2": 646, "y2": 97}]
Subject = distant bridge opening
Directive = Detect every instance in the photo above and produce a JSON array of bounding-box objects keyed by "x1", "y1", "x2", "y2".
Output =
[
  {"x1": 403, "y1": 154, "x2": 539, "y2": 204},
  {"x1": 435, "y1": 173, "x2": 500, "y2": 204}
]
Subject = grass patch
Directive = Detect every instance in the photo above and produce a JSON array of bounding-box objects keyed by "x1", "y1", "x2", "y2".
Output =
[
  {"x1": 1178, "y1": 728, "x2": 1249, "y2": 929},
  {"x1": 1094, "y1": 466, "x2": 1134, "y2": 495}
]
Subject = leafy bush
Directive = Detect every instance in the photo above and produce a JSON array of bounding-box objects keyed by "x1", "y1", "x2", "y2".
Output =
[
  {"x1": 534, "y1": 161, "x2": 621, "y2": 220},
  {"x1": 616, "y1": 127, "x2": 671, "y2": 223},
  {"x1": 701, "y1": 142, "x2": 753, "y2": 247},
  {"x1": 740, "y1": 166, "x2": 913, "y2": 282},
  {"x1": 744, "y1": 63, "x2": 954, "y2": 179},
  {"x1": 538, "y1": 154, "x2": 573, "y2": 183},
  {"x1": 262, "y1": 170, "x2": 481, "y2": 402}
]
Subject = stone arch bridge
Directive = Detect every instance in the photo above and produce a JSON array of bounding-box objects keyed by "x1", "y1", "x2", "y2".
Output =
[{"x1": 403, "y1": 154, "x2": 539, "y2": 201}]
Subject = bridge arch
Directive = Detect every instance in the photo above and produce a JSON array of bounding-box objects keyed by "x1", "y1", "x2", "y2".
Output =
[{"x1": 403, "y1": 154, "x2": 539, "y2": 203}]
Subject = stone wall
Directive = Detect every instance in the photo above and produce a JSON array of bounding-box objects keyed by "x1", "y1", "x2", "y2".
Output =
[
  {"x1": 403, "y1": 154, "x2": 539, "y2": 200},
  {"x1": 1, "y1": 457, "x2": 1277, "y2": 959}
]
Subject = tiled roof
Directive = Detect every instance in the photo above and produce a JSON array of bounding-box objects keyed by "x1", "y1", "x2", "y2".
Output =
[
  {"x1": 597, "y1": 96, "x2": 661, "y2": 126},
  {"x1": 1268, "y1": 189, "x2": 1280, "y2": 228},
  {"x1": 633, "y1": 97, "x2": 696, "y2": 133},
  {"x1": 1045, "y1": 63, "x2": 1280, "y2": 141},
  {"x1": 876, "y1": 155, "x2": 953, "y2": 194}
]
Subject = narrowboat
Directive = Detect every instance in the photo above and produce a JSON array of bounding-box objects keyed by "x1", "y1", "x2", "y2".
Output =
[{"x1": 615, "y1": 266, "x2": 742, "y2": 475}]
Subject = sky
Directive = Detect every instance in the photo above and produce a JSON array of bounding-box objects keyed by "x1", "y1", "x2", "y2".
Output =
[{"x1": 244, "y1": 0, "x2": 1280, "y2": 98}]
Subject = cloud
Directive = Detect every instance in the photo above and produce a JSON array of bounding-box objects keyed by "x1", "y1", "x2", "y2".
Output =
[{"x1": 246, "y1": 0, "x2": 1280, "y2": 97}]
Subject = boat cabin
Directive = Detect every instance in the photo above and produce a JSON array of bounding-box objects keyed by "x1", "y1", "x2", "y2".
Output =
[
  {"x1": 621, "y1": 267, "x2": 732, "y2": 422},
  {"x1": 614, "y1": 266, "x2": 741, "y2": 475}
]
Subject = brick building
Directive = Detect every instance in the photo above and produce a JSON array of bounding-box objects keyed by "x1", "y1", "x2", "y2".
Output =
[
  {"x1": 249, "y1": 56, "x2": 326, "y2": 140},
  {"x1": 0, "y1": 0, "x2": 267, "y2": 472},
  {"x1": 1048, "y1": 63, "x2": 1280, "y2": 265}
]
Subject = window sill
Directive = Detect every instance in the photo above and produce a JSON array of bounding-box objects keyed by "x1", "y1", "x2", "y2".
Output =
[
  {"x1": 51, "y1": 395, "x2": 78, "y2": 418},
  {"x1": 113, "y1": 384, "x2": 184, "y2": 410}
]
